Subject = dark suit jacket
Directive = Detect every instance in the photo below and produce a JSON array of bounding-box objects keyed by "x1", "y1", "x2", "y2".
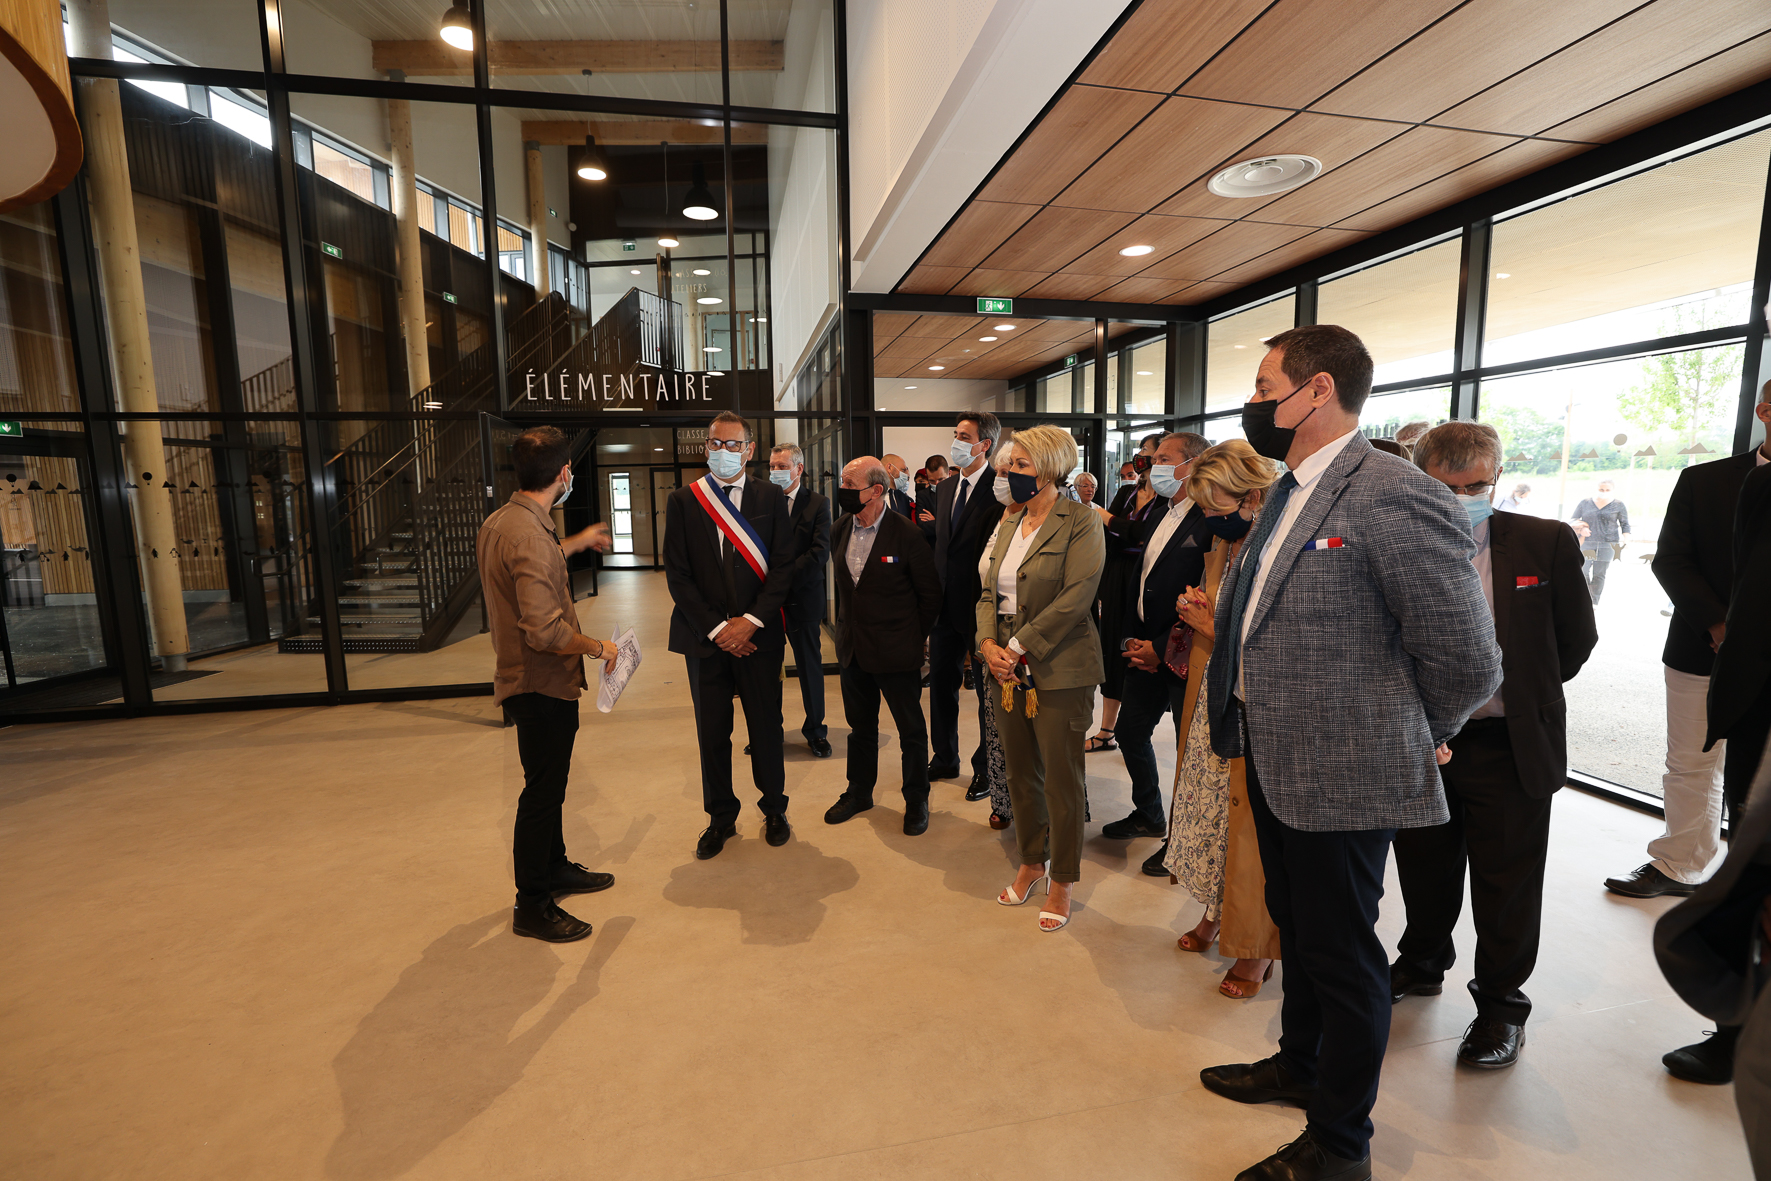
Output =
[
  {"x1": 1655, "y1": 739, "x2": 1771, "y2": 1025},
  {"x1": 885, "y1": 488, "x2": 915, "y2": 519},
  {"x1": 1106, "y1": 481, "x2": 1139, "y2": 517},
  {"x1": 1121, "y1": 500, "x2": 1211, "y2": 657},
  {"x1": 1708, "y1": 460, "x2": 1771, "y2": 747},
  {"x1": 831, "y1": 508, "x2": 942, "y2": 674},
  {"x1": 1482, "y1": 510, "x2": 1599, "y2": 797},
  {"x1": 663, "y1": 475, "x2": 795, "y2": 658},
  {"x1": 1654, "y1": 451, "x2": 1758, "y2": 676},
  {"x1": 783, "y1": 484, "x2": 831, "y2": 627},
  {"x1": 931, "y1": 466, "x2": 1005, "y2": 638}
]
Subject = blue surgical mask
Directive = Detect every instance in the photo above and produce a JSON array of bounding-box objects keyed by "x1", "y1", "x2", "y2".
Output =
[
  {"x1": 1149, "y1": 464, "x2": 1184, "y2": 499},
  {"x1": 1457, "y1": 493, "x2": 1493, "y2": 527},
  {"x1": 768, "y1": 469, "x2": 794, "y2": 490},
  {"x1": 950, "y1": 439, "x2": 978, "y2": 469},
  {"x1": 707, "y1": 448, "x2": 744, "y2": 480},
  {"x1": 894, "y1": 472, "x2": 911, "y2": 495},
  {"x1": 1005, "y1": 470, "x2": 1041, "y2": 504}
]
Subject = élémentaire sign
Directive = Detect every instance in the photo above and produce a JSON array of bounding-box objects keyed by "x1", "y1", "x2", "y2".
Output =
[{"x1": 519, "y1": 367, "x2": 731, "y2": 412}]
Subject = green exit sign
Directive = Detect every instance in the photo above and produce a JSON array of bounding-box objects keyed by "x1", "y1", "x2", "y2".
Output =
[
  {"x1": 441, "y1": 292, "x2": 458, "y2": 304},
  {"x1": 622, "y1": 239, "x2": 636, "y2": 251},
  {"x1": 320, "y1": 241, "x2": 343, "y2": 259},
  {"x1": 0, "y1": 420, "x2": 21, "y2": 437},
  {"x1": 977, "y1": 297, "x2": 1012, "y2": 315},
  {"x1": 1064, "y1": 354, "x2": 1077, "y2": 368}
]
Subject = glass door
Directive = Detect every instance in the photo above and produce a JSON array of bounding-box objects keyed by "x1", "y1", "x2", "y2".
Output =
[{"x1": 0, "y1": 434, "x2": 109, "y2": 694}]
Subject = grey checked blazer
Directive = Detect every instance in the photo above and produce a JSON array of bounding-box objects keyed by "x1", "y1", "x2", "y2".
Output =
[{"x1": 1206, "y1": 434, "x2": 1503, "y2": 832}]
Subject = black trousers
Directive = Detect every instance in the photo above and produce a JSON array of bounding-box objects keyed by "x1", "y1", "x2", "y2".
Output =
[
  {"x1": 840, "y1": 663, "x2": 929, "y2": 801},
  {"x1": 786, "y1": 615, "x2": 827, "y2": 742},
  {"x1": 1393, "y1": 717, "x2": 1552, "y2": 1026},
  {"x1": 504, "y1": 692, "x2": 579, "y2": 907},
  {"x1": 1723, "y1": 682, "x2": 1771, "y2": 829},
  {"x1": 929, "y1": 618, "x2": 986, "y2": 775},
  {"x1": 1247, "y1": 734, "x2": 1394, "y2": 1164},
  {"x1": 685, "y1": 645, "x2": 788, "y2": 826},
  {"x1": 1114, "y1": 665, "x2": 1188, "y2": 828}
]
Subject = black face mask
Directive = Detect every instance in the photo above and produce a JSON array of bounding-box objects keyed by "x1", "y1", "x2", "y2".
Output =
[
  {"x1": 1241, "y1": 377, "x2": 1321, "y2": 462},
  {"x1": 835, "y1": 486, "x2": 869, "y2": 516},
  {"x1": 1203, "y1": 512, "x2": 1253, "y2": 541},
  {"x1": 1131, "y1": 454, "x2": 1153, "y2": 474},
  {"x1": 1005, "y1": 470, "x2": 1041, "y2": 505}
]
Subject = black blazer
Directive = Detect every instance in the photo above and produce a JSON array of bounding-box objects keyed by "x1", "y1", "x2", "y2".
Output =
[
  {"x1": 663, "y1": 476, "x2": 796, "y2": 657},
  {"x1": 1708, "y1": 461, "x2": 1771, "y2": 747},
  {"x1": 783, "y1": 485, "x2": 832, "y2": 626},
  {"x1": 931, "y1": 466, "x2": 1005, "y2": 638},
  {"x1": 885, "y1": 488, "x2": 915, "y2": 519},
  {"x1": 1105, "y1": 481, "x2": 1140, "y2": 517},
  {"x1": 1121, "y1": 501, "x2": 1211, "y2": 654},
  {"x1": 831, "y1": 508, "x2": 942, "y2": 674},
  {"x1": 1654, "y1": 451, "x2": 1758, "y2": 676},
  {"x1": 1483, "y1": 510, "x2": 1599, "y2": 798}
]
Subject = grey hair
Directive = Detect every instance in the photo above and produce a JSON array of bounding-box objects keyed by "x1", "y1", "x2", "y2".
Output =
[
  {"x1": 1162, "y1": 431, "x2": 1211, "y2": 462},
  {"x1": 770, "y1": 443, "x2": 804, "y2": 467},
  {"x1": 1412, "y1": 421, "x2": 1502, "y2": 479},
  {"x1": 1073, "y1": 471, "x2": 1097, "y2": 487},
  {"x1": 845, "y1": 457, "x2": 891, "y2": 491}
]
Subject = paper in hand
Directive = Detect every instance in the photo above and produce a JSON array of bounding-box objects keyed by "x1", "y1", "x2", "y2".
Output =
[{"x1": 597, "y1": 626, "x2": 642, "y2": 713}]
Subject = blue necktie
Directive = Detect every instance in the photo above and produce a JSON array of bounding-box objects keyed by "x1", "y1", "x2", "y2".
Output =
[
  {"x1": 952, "y1": 477, "x2": 969, "y2": 525},
  {"x1": 1220, "y1": 471, "x2": 1297, "y2": 701}
]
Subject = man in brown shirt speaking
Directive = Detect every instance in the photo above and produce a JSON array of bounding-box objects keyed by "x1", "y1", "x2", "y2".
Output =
[{"x1": 477, "y1": 426, "x2": 617, "y2": 943}]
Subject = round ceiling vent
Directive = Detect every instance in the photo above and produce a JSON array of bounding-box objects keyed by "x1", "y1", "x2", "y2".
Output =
[{"x1": 1207, "y1": 155, "x2": 1322, "y2": 199}]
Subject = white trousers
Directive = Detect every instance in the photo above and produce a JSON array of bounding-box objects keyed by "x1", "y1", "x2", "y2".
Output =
[{"x1": 1648, "y1": 665, "x2": 1726, "y2": 884}]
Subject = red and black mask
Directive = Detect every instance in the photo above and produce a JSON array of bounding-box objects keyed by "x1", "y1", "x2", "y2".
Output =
[{"x1": 1131, "y1": 454, "x2": 1154, "y2": 474}]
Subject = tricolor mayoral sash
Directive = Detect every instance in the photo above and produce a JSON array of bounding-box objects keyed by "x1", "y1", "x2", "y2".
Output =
[{"x1": 691, "y1": 474, "x2": 770, "y2": 581}]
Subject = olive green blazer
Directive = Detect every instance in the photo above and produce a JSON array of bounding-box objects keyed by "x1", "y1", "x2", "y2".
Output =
[{"x1": 974, "y1": 495, "x2": 1106, "y2": 691}]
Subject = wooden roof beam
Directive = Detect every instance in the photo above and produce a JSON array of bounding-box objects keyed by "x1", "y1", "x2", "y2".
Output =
[
  {"x1": 372, "y1": 40, "x2": 783, "y2": 76},
  {"x1": 520, "y1": 120, "x2": 769, "y2": 146}
]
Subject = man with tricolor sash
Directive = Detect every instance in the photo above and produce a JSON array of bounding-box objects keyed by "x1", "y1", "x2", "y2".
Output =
[{"x1": 663, "y1": 410, "x2": 798, "y2": 860}]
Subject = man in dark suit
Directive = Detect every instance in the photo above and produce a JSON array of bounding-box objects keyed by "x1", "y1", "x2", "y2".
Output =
[
  {"x1": 1201, "y1": 326, "x2": 1501, "y2": 1181},
  {"x1": 1608, "y1": 390, "x2": 1770, "y2": 901},
  {"x1": 1106, "y1": 434, "x2": 1164, "y2": 516},
  {"x1": 1390, "y1": 422, "x2": 1598, "y2": 1070},
  {"x1": 768, "y1": 443, "x2": 833, "y2": 759},
  {"x1": 929, "y1": 411, "x2": 1006, "y2": 796},
  {"x1": 1104, "y1": 431, "x2": 1212, "y2": 874},
  {"x1": 663, "y1": 410, "x2": 797, "y2": 860},
  {"x1": 1707, "y1": 392, "x2": 1771, "y2": 820},
  {"x1": 824, "y1": 456, "x2": 943, "y2": 835}
]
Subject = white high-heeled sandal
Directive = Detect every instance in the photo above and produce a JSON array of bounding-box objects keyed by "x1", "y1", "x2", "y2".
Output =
[
  {"x1": 1038, "y1": 907, "x2": 1070, "y2": 932},
  {"x1": 998, "y1": 865, "x2": 1050, "y2": 906}
]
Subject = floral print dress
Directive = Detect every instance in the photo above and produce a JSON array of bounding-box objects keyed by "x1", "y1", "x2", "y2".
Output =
[{"x1": 1163, "y1": 654, "x2": 1233, "y2": 920}]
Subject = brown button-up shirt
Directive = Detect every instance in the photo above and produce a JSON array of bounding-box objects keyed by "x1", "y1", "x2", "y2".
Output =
[{"x1": 477, "y1": 493, "x2": 587, "y2": 705}]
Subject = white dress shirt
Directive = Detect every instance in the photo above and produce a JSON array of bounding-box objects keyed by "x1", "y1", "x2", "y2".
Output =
[
  {"x1": 1468, "y1": 516, "x2": 1506, "y2": 720},
  {"x1": 846, "y1": 513, "x2": 880, "y2": 583},
  {"x1": 1238, "y1": 428, "x2": 1361, "y2": 696},
  {"x1": 951, "y1": 466, "x2": 984, "y2": 522},
  {"x1": 705, "y1": 470, "x2": 765, "y2": 639},
  {"x1": 1138, "y1": 496, "x2": 1194, "y2": 621}
]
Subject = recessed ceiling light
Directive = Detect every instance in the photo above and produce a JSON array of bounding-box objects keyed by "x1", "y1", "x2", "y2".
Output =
[
  {"x1": 754, "y1": 317, "x2": 767, "y2": 323},
  {"x1": 903, "y1": 385, "x2": 918, "y2": 389},
  {"x1": 654, "y1": 447, "x2": 664, "y2": 451},
  {"x1": 1207, "y1": 155, "x2": 1322, "y2": 198},
  {"x1": 1495, "y1": 272, "x2": 1511, "y2": 278},
  {"x1": 658, "y1": 236, "x2": 680, "y2": 248},
  {"x1": 697, "y1": 296, "x2": 722, "y2": 304},
  {"x1": 704, "y1": 346, "x2": 722, "y2": 352},
  {"x1": 422, "y1": 400, "x2": 443, "y2": 409},
  {"x1": 693, "y1": 268, "x2": 711, "y2": 276},
  {"x1": 1135, "y1": 370, "x2": 1152, "y2": 376},
  {"x1": 629, "y1": 268, "x2": 641, "y2": 275},
  {"x1": 706, "y1": 370, "x2": 724, "y2": 376},
  {"x1": 979, "y1": 336, "x2": 997, "y2": 341},
  {"x1": 928, "y1": 365, "x2": 945, "y2": 371},
  {"x1": 994, "y1": 324, "x2": 1014, "y2": 331},
  {"x1": 1233, "y1": 344, "x2": 1246, "y2": 349},
  {"x1": 1118, "y1": 244, "x2": 1154, "y2": 257}
]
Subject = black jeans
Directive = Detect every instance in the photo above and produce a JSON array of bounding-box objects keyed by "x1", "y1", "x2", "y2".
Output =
[
  {"x1": 840, "y1": 663, "x2": 929, "y2": 801},
  {"x1": 1393, "y1": 718, "x2": 1551, "y2": 1026},
  {"x1": 1247, "y1": 732, "x2": 1395, "y2": 1163},
  {"x1": 1723, "y1": 682, "x2": 1771, "y2": 829},
  {"x1": 787, "y1": 616, "x2": 827, "y2": 742},
  {"x1": 1114, "y1": 665, "x2": 1188, "y2": 827},
  {"x1": 503, "y1": 692, "x2": 580, "y2": 907}
]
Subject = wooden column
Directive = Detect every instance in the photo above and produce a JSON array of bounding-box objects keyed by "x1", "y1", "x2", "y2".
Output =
[
  {"x1": 68, "y1": 0, "x2": 190, "y2": 669},
  {"x1": 386, "y1": 96, "x2": 431, "y2": 400},
  {"x1": 524, "y1": 140, "x2": 550, "y2": 301}
]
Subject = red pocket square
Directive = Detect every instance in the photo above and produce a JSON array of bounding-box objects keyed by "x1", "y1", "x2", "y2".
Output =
[{"x1": 1515, "y1": 575, "x2": 1539, "y2": 588}]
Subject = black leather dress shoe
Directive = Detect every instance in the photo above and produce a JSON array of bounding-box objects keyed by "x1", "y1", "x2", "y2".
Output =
[
  {"x1": 1141, "y1": 841, "x2": 1171, "y2": 876},
  {"x1": 808, "y1": 737, "x2": 833, "y2": 758},
  {"x1": 964, "y1": 779, "x2": 991, "y2": 801},
  {"x1": 1100, "y1": 813, "x2": 1164, "y2": 839},
  {"x1": 764, "y1": 813, "x2": 792, "y2": 846},
  {"x1": 1457, "y1": 1016, "x2": 1524, "y2": 1068},
  {"x1": 696, "y1": 822, "x2": 738, "y2": 860},
  {"x1": 550, "y1": 860, "x2": 615, "y2": 896},
  {"x1": 1664, "y1": 1028, "x2": 1738, "y2": 1084},
  {"x1": 512, "y1": 898, "x2": 593, "y2": 943},
  {"x1": 824, "y1": 792, "x2": 873, "y2": 824},
  {"x1": 928, "y1": 761, "x2": 961, "y2": 781},
  {"x1": 1390, "y1": 959, "x2": 1444, "y2": 1004},
  {"x1": 903, "y1": 797, "x2": 930, "y2": 836},
  {"x1": 1604, "y1": 863, "x2": 1696, "y2": 898},
  {"x1": 1200, "y1": 1055, "x2": 1315, "y2": 1108},
  {"x1": 743, "y1": 743, "x2": 752, "y2": 755},
  {"x1": 1233, "y1": 1131, "x2": 1370, "y2": 1181}
]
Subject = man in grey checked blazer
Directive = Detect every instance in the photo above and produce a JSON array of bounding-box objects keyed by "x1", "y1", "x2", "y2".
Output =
[{"x1": 1199, "y1": 325, "x2": 1502, "y2": 1181}]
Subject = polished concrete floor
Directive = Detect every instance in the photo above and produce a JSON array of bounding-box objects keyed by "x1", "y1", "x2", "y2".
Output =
[{"x1": 0, "y1": 570, "x2": 1746, "y2": 1180}]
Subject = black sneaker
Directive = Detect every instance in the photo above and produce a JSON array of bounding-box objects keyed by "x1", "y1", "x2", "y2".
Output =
[{"x1": 1100, "y1": 813, "x2": 1164, "y2": 839}]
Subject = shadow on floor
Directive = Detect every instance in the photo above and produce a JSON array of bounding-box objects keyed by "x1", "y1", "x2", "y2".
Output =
[
  {"x1": 324, "y1": 911, "x2": 633, "y2": 1181},
  {"x1": 661, "y1": 836, "x2": 859, "y2": 945}
]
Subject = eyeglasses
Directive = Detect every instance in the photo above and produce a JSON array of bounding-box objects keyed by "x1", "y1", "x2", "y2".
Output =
[
  {"x1": 1443, "y1": 481, "x2": 1495, "y2": 497},
  {"x1": 705, "y1": 439, "x2": 747, "y2": 453}
]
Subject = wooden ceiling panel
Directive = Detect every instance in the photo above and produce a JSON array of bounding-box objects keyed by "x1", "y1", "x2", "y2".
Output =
[
  {"x1": 1309, "y1": 0, "x2": 1641, "y2": 126},
  {"x1": 978, "y1": 205, "x2": 1138, "y2": 272},
  {"x1": 1021, "y1": 272, "x2": 1120, "y2": 300},
  {"x1": 948, "y1": 268, "x2": 1050, "y2": 299},
  {"x1": 1430, "y1": 0, "x2": 1771, "y2": 136},
  {"x1": 896, "y1": 265, "x2": 967, "y2": 295},
  {"x1": 1052, "y1": 97, "x2": 1291, "y2": 214},
  {"x1": 1248, "y1": 125, "x2": 1520, "y2": 228},
  {"x1": 1027, "y1": 320, "x2": 1098, "y2": 343},
  {"x1": 918, "y1": 201, "x2": 1042, "y2": 270},
  {"x1": 1090, "y1": 275, "x2": 1197, "y2": 303},
  {"x1": 875, "y1": 335, "x2": 943, "y2": 361},
  {"x1": 1208, "y1": 227, "x2": 1373, "y2": 285},
  {"x1": 1137, "y1": 221, "x2": 1315, "y2": 282},
  {"x1": 1060, "y1": 212, "x2": 1229, "y2": 276},
  {"x1": 903, "y1": 314, "x2": 978, "y2": 339},
  {"x1": 1077, "y1": 0, "x2": 1273, "y2": 93},
  {"x1": 1161, "y1": 281, "x2": 1233, "y2": 304},
  {"x1": 1332, "y1": 138, "x2": 1593, "y2": 232},
  {"x1": 1178, "y1": 0, "x2": 1464, "y2": 110},
  {"x1": 871, "y1": 312, "x2": 920, "y2": 345},
  {"x1": 1541, "y1": 33, "x2": 1771, "y2": 144},
  {"x1": 976, "y1": 85, "x2": 1166, "y2": 208}
]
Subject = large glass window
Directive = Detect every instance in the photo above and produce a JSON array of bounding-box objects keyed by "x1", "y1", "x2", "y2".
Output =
[
  {"x1": 1318, "y1": 237, "x2": 1460, "y2": 385},
  {"x1": 1125, "y1": 338, "x2": 1165, "y2": 414},
  {"x1": 1, "y1": 423, "x2": 106, "y2": 695},
  {"x1": 1207, "y1": 295, "x2": 1294, "y2": 412},
  {"x1": 0, "y1": 202, "x2": 81, "y2": 416}
]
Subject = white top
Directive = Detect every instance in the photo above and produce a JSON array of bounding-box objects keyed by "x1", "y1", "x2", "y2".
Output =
[
  {"x1": 1237, "y1": 428, "x2": 1361, "y2": 697},
  {"x1": 1468, "y1": 517, "x2": 1505, "y2": 720},
  {"x1": 1138, "y1": 496, "x2": 1193, "y2": 621},
  {"x1": 978, "y1": 516, "x2": 1037, "y2": 656}
]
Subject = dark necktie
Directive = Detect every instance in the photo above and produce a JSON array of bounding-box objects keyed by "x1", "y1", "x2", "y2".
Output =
[
  {"x1": 717, "y1": 483, "x2": 740, "y2": 607},
  {"x1": 1220, "y1": 471, "x2": 1297, "y2": 701},
  {"x1": 952, "y1": 477, "x2": 969, "y2": 525}
]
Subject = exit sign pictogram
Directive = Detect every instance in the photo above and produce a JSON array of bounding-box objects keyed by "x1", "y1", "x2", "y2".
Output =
[
  {"x1": 0, "y1": 421, "x2": 21, "y2": 437},
  {"x1": 976, "y1": 298, "x2": 1012, "y2": 315}
]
